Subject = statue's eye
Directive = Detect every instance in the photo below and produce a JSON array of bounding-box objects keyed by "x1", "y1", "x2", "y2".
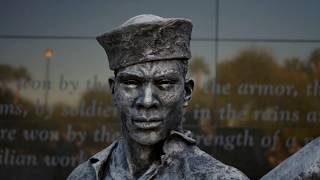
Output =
[
  {"x1": 123, "y1": 79, "x2": 140, "y2": 88},
  {"x1": 156, "y1": 79, "x2": 174, "y2": 90}
]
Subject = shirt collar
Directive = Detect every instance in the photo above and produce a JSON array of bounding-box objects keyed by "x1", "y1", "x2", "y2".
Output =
[
  {"x1": 88, "y1": 130, "x2": 196, "y2": 179},
  {"x1": 89, "y1": 140, "x2": 118, "y2": 179},
  {"x1": 162, "y1": 130, "x2": 196, "y2": 158}
]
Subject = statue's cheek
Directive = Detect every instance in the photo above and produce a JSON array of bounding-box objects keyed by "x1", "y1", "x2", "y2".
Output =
[
  {"x1": 115, "y1": 87, "x2": 138, "y2": 102},
  {"x1": 160, "y1": 87, "x2": 184, "y2": 104}
]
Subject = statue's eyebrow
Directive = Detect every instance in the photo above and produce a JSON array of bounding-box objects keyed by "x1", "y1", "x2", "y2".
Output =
[
  {"x1": 154, "y1": 72, "x2": 180, "y2": 79},
  {"x1": 116, "y1": 72, "x2": 143, "y2": 80}
]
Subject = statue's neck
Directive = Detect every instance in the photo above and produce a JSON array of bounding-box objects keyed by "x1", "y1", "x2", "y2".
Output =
[{"x1": 122, "y1": 134, "x2": 163, "y2": 178}]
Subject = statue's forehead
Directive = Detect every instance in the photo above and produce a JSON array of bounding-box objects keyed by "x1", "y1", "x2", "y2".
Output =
[{"x1": 117, "y1": 60, "x2": 183, "y2": 77}]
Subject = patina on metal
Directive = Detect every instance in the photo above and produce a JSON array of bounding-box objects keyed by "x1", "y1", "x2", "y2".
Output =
[
  {"x1": 261, "y1": 137, "x2": 320, "y2": 180},
  {"x1": 67, "y1": 14, "x2": 249, "y2": 180}
]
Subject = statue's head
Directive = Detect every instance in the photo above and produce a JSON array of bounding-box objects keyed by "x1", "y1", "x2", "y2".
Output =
[{"x1": 97, "y1": 14, "x2": 194, "y2": 145}]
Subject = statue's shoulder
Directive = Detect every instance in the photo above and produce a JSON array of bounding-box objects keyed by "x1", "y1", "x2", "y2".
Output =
[
  {"x1": 162, "y1": 131, "x2": 250, "y2": 179},
  {"x1": 182, "y1": 146, "x2": 250, "y2": 180},
  {"x1": 66, "y1": 160, "x2": 96, "y2": 180},
  {"x1": 66, "y1": 141, "x2": 118, "y2": 180}
]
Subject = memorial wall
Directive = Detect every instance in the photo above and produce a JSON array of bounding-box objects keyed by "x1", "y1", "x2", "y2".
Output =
[{"x1": 1, "y1": 0, "x2": 320, "y2": 179}]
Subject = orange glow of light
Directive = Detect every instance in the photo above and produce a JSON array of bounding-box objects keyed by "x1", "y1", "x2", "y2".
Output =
[{"x1": 44, "y1": 49, "x2": 54, "y2": 60}]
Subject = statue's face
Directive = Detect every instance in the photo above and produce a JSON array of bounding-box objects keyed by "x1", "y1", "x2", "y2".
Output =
[{"x1": 110, "y1": 60, "x2": 193, "y2": 145}]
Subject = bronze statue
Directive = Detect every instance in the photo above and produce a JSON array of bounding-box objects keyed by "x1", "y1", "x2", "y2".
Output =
[
  {"x1": 261, "y1": 137, "x2": 320, "y2": 180},
  {"x1": 67, "y1": 14, "x2": 249, "y2": 180}
]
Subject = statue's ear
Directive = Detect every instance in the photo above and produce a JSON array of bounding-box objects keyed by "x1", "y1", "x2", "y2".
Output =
[
  {"x1": 184, "y1": 79, "x2": 194, "y2": 107},
  {"x1": 108, "y1": 77, "x2": 115, "y2": 94}
]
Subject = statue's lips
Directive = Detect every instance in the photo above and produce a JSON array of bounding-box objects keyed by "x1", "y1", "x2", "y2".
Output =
[{"x1": 132, "y1": 117, "x2": 162, "y2": 129}]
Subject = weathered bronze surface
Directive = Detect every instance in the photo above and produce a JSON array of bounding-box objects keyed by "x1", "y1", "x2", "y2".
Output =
[
  {"x1": 67, "y1": 14, "x2": 249, "y2": 180},
  {"x1": 261, "y1": 137, "x2": 320, "y2": 180}
]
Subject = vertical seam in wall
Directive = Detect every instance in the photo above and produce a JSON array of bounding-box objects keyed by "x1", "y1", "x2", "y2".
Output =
[{"x1": 213, "y1": 0, "x2": 220, "y2": 129}]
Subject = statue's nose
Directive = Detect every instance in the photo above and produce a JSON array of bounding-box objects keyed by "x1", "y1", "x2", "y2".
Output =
[{"x1": 136, "y1": 83, "x2": 159, "y2": 109}]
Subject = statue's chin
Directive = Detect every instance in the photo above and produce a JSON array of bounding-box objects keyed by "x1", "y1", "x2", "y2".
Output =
[{"x1": 130, "y1": 130, "x2": 166, "y2": 146}]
